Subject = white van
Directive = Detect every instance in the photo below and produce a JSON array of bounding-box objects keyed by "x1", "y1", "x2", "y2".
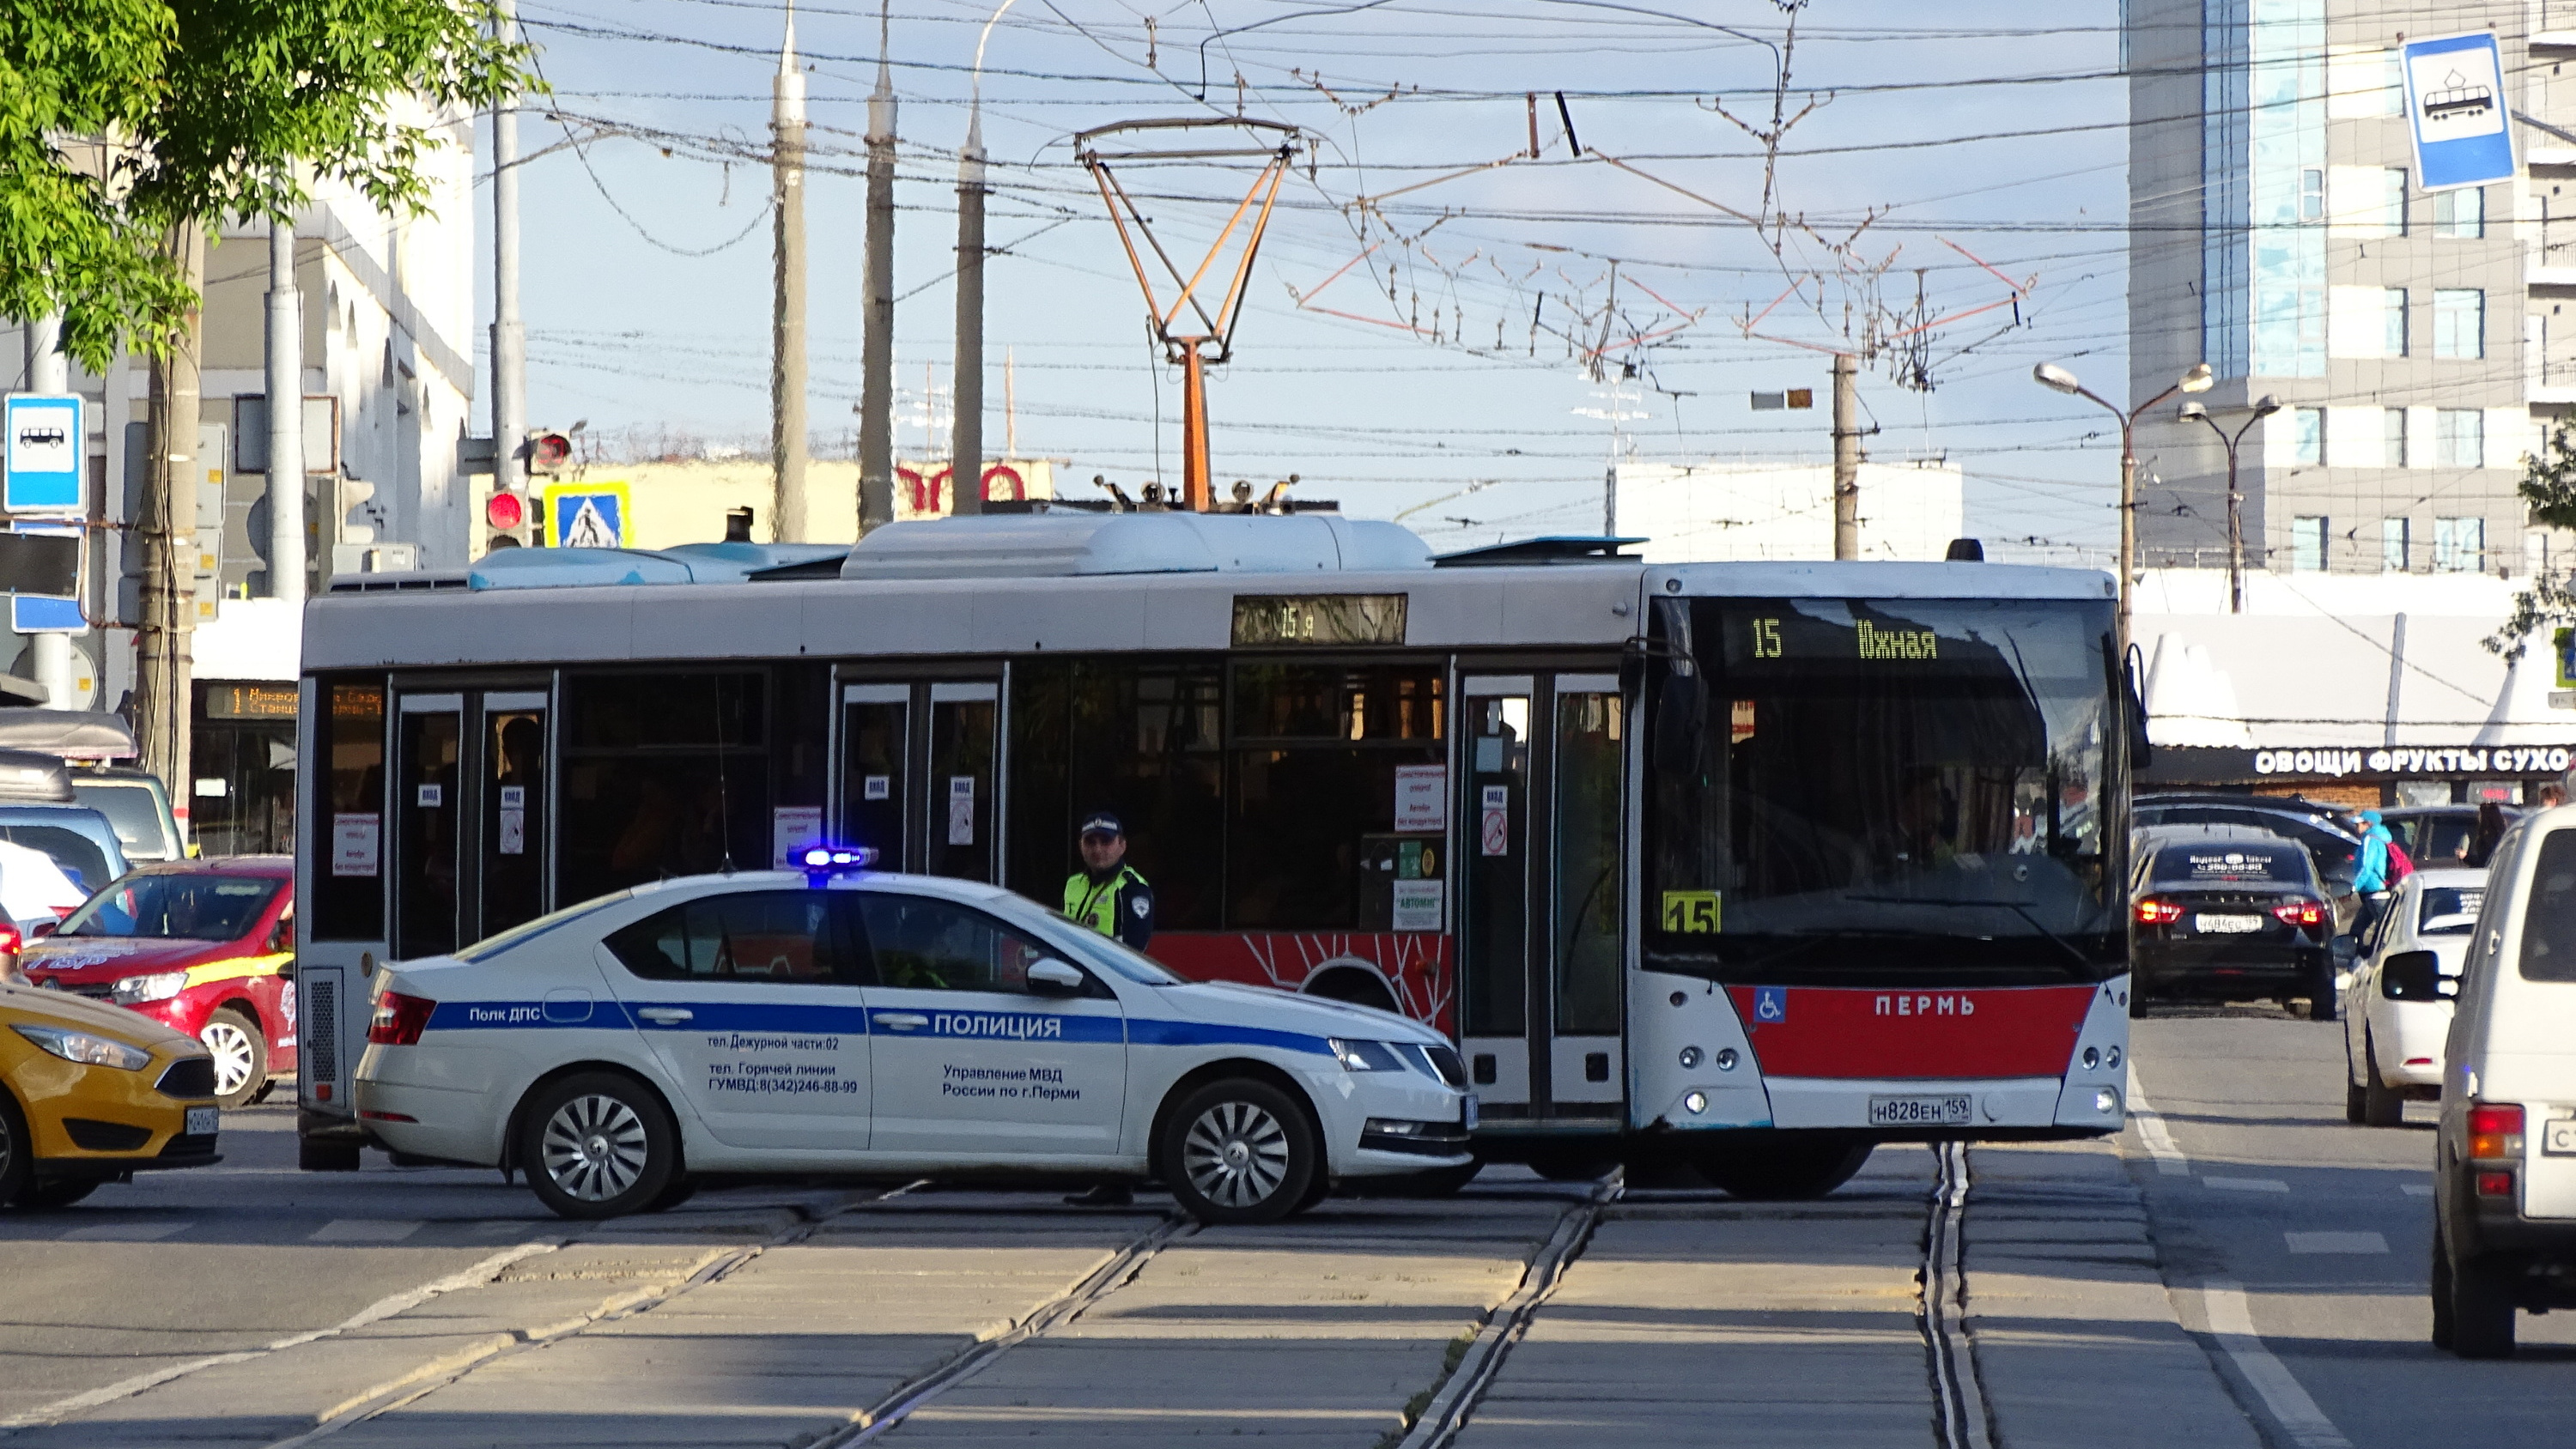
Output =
[{"x1": 2432, "y1": 810, "x2": 2576, "y2": 1356}]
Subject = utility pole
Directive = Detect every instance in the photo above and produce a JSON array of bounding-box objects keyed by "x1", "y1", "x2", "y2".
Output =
[
  {"x1": 492, "y1": 0, "x2": 526, "y2": 537},
  {"x1": 771, "y1": 2, "x2": 810, "y2": 543},
  {"x1": 137, "y1": 225, "x2": 204, "y2": 803},
  {"x1": 24, "y1": 312, "x2": 73, "y2": 708},
  {"x1": 857, "y1": 6, "x2": 896, "y2": 533},
  {"x1": 950, "y1": 121, "x2": 985, "y2": 518},
  {"x1": 1602, "y1": 463, "x2": 1617, "y2": 537},
  {"x1": 1831, "y1": 352, "x2": 1860, "y2": 560},
  {"x1": 265, "y1": 211, "x2": 307, "y2": 603}
]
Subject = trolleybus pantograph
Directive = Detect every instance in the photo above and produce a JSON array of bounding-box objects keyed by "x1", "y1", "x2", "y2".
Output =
[{"x1": 292, "y1": 512, "x2": 2134, "y2": 1198}]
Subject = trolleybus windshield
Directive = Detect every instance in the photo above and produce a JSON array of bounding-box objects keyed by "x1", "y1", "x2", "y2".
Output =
[{"x1": 1645, "y1": 595, "x2": 2122, "y2": 987}]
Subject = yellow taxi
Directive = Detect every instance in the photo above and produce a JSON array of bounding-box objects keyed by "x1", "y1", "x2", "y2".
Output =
[{"x1": 1, "y1": 979, "x2": 221, "y2": 1208}]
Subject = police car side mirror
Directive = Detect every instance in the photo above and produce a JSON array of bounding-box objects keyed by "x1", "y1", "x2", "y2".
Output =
[{"x1": 1026, "y1": 959, "x2": 1086, "y2": 997}]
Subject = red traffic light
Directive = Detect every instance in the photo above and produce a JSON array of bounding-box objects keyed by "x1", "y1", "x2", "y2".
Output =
[
  {"x1": 528, "y1": 432, "x2": 572, "y2": 471},
  {"x1": 486, "y1": 489, "x2": 528, "y2": 530}
]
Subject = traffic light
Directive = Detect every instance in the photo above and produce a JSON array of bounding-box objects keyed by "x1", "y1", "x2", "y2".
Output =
[
  {"x1": 485, "y1": 486, "x2": 532, "y2": 549},
  {"x1": 526, "y1": 430, "x2": 572, "y2": 476}
]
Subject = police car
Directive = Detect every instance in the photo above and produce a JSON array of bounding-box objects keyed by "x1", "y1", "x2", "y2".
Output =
[{"x1": 353, "y1": 858, "x2": 1473, "y2": 1222}]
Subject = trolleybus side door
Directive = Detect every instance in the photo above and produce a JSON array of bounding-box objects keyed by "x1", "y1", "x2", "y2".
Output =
[
  {"x1": 1457, "y1": 671, "x2": 1626, "y2": 1124},
  {"x1": 391, "y1": 686, "x2": 553, "y2": 959},
  {"x1": 835, "y1": 676, "x2": 1002, "y2": 882}
]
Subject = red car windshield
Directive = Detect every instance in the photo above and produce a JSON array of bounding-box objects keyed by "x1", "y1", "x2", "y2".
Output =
[{"x1": 60, "y1": 875, "x2": 280, "y2": 942}]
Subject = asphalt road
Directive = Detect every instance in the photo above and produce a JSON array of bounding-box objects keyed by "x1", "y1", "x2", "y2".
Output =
[
  {"x1": 7, "y1": 1015, "x2": 2576, "y2": 1445},
  {"x1": 2132, "y1": 1006, "x2": 2576, "y2": 1448}
]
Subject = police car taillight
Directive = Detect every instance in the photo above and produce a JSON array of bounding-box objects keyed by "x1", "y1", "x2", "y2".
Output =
[{"x1": 368, "y1": 992, "x2": 437, "y2": 1046}]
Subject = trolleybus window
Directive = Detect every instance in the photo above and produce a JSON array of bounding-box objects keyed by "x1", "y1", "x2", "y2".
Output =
[
  {"x1": 1644, "y1": 597, "x2": 2120, "y2": 986},
  {"x1": 561, "y1": 671, "x2": 770, "y2": 902},
  {"x1": 313, "y1": 679, "x2": 386, "y2": 941}
]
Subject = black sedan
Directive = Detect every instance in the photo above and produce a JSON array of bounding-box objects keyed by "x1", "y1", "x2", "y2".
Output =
[{"x1": 2130, "y1": 827, "x2": 2337, "y2": 1018}]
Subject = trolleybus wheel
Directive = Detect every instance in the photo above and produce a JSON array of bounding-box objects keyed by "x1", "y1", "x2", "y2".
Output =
[
  {"x1": 1160, "y1": 1078, "x2": 1317, "y2": 1227},
  {"x1": 519, "y1": 1072, "x2": 678, "y2": 1221},
  {"x1": 1691, "y1": 1134, "x2": 1874, "y2": 1201}
]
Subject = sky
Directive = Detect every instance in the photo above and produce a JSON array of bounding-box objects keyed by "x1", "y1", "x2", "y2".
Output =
[{"x1": 487, "y1": 0, "x2": 2137, "y2": 557}]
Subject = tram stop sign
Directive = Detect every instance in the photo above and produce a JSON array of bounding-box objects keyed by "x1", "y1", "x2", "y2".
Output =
[{"x1": 2402, "y1": 31, "x2": 2514, "y2": 193}]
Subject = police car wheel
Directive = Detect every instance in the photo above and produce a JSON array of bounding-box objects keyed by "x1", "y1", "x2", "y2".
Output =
[
  {"x1": 1163, "y1": 1079, "x2": 1316, "y2": 1226},
  {"x1": 519, "y1": 1074, "x2": 677, "y2": 1220}
]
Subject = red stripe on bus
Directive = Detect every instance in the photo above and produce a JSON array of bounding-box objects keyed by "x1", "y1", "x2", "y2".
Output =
[{"x1": 1726, "y1": 985, "x2": 2096, "y2": 1080}]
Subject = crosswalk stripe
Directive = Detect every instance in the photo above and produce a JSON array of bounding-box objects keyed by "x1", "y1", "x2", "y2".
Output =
[
  {"x1": 61, "y1": 1221, "x2": 190, "y2": 1242},
  {"x1": 308, "y1": 1219, "x2": 425, "y2": 1243}
]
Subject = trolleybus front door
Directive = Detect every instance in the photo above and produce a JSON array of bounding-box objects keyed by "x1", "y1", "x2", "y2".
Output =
[
  {"x1": 390, "y1": 686, "x2": 552, "y2": 958},
  {"x1": 1457, "y1": 671, "x2": 1626, "y2": 1125},
  {"x1": 836, "y1": 677, "x2": 1001, "y2": 882}
]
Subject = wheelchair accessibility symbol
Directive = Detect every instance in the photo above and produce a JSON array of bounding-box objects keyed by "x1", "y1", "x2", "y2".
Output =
[{"x1": 1753, "y1": 986, "x2": 1788, "y2": 1023}]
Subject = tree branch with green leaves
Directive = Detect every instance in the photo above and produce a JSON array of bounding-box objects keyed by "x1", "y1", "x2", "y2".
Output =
[{"x1": 2486, "y1": 421, "x2": 2576, "y2": 664}]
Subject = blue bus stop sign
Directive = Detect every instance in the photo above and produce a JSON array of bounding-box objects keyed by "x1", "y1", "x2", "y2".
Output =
[
  {"x1": 3, "y1": 393, "x2": 84, "y2": 514},
  {"x1": 2403, "y1": 31, "x2": 2514, "y2": 193}
]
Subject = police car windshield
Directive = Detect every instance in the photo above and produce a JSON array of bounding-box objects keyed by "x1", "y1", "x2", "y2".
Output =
[
  {"x1": 62, "y1": 874, "x2": 277, "y2": 941},
  {"x1": 455, "y1": 890, "x2": 635, "y2": 962},
  {"x1": 1024, "y1": 910, "x2": 1186, "y2": 985}
]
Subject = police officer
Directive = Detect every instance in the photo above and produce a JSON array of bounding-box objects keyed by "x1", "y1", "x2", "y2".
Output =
[
  {"x1": 1063, "y1": 811, "x2": 1153, "y2": 951},
  {"x1": 1062, "y1": 812, "x2": 1151, "y2": 1208}
]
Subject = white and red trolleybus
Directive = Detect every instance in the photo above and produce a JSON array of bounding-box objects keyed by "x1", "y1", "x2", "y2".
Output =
[{"x1": 291, "y1": 510, "x2": 2135, "y2": 1197}]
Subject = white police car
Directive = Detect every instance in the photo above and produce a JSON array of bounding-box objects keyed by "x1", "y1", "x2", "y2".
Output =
[{"x1": 353, "y1": 864, "x2": 1473, "y2": 1222}]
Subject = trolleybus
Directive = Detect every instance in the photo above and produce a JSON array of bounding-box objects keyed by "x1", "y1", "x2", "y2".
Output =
[{"x1": 293, "y1": 509, "x2": 2135, "y2": 1197}]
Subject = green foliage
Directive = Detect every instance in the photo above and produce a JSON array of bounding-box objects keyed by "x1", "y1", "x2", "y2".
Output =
[
  {"x1": 0, "y1": 0, "x2": 533, "y2": 368},
  {"x1": 2486, "y1": 421, "x2": 2576, "y2": 662}
]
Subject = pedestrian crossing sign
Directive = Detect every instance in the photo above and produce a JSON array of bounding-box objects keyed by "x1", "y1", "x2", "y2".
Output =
[{"x1": 542, "y1": 482, "x2": 630, "y2": 549}]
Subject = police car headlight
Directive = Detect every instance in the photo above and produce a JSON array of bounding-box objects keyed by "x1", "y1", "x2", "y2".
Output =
[
  {"x1": 112, "y1": 970, "x2": 189, "y2": 1004},
  {"x1": 1327, "y1": 1038, "x2": 1407, "y2": 1072},
  {"x1": 12, "y1": 1023, "x2": 152, "y2": 1070}
]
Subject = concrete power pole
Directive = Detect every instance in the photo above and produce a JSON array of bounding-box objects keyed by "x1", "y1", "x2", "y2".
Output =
[
  {"x1": 137, "y1": 224, "x2": 204, "y2": 802},
  {"x1": 857, "y1": 9, "x2": 896, "y2": 532},
  {"x1": 491, "y1": 0, "x2": 526, "y2": 538},
  {"x1": 949, "y1": 118, "x2": 985, "y2": 518},
  {"x1": 265, "y1": 215, "x2": 307, "y2": 603},
  {"x1": 1831, "y1": 352, "x2": 1861, "y2": 560},
  {"x1": 24, "y1": 313, "x2": 73, "y2": 708},
  {"x1": 771, "y1": 3, "x2": 810, "y2": 543}
]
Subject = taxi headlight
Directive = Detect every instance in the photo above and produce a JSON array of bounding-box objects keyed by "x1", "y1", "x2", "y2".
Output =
[
  {"x1": 1327, "y1": 1038, "x2": 1406, "y2": 1072},
  {"x1": 12, "y1": 1023, "x2": 152, "y2": 1070},
  {"x1": 112, "y1": 970, "x2": 190, "y2": 1004}
]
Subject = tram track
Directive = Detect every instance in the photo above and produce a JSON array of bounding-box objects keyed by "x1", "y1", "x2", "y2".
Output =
[{"x1": 1924, "y1": 1142, "x2": 1997, "y2": 1449}]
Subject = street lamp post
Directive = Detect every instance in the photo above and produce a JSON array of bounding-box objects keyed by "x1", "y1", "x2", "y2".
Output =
[
  {"x1": 2178, "y1": 394, "x2": 2280, "y2": 615},
  {"x1": 2032, "y1": 360, "x2": 2214, "y2": 659}
]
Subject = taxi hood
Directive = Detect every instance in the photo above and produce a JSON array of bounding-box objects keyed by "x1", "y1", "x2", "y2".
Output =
[
  {"x1": 0, "y1": 980, "x2": 197, "y2": 1050},
  {"x1": 1152, "y1": 979, "x2": 1446, "y2": 1046},
  {"x1": 23, "y1": 936, "x2": 244, "y2": 979}
]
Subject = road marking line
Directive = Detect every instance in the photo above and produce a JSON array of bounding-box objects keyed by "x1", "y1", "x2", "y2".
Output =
[
  {"x1": 2285, "y1": 1231, "x2": 2388, "y2": 1255},
  {"x1": 309, "y1": 1219, "x2": 424, "y2": 1243},
  {"x1": 2125, "y1": 1070, "x2": 2193, "y2": 1175},
  {"x1": 60, "y1": 1221, "x2": 190, "y2": 1241},
  {"x1": 2202, "y1": 1281, "x2": 2352, "y2": 1449},
  {"x1": 2202, "y1": 1176, "x2": 2291, "y2": 1193},
  {"x1": 2402, "y1": 1184, "x2": 2433, "y2": 1197},
  {"x1": 0, "y1": 1242, "x2": 556, "y2": 1434}
]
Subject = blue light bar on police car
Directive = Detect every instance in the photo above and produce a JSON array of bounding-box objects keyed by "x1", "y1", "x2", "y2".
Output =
[{"x1": 799, "y1": 845, "x2": 878, "y2": 877}]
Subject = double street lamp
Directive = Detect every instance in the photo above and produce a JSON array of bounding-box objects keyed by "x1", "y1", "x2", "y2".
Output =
[
  {"x1": 2032, "y1": 360, "x2": 2214, "y2": 658},
  {"x1": 2178, "y1": 395, "x2": 2281, "y2": 616}
]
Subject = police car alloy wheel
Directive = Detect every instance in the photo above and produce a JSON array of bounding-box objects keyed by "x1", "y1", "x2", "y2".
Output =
[
  {"x1": 519, "y1": 1072, "x2": 677, "y2": 1220},
  {"x1": 1162, "y1": 1079, "x2": 1316, "y2": 1226}
]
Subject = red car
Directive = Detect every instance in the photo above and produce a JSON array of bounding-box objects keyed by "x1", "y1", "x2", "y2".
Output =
[{"x1": 22, "y1": 857, "x2": 295, "y2": 1108}]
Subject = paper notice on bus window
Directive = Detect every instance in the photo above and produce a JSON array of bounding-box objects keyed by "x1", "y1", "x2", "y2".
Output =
[
  {"x1": 498, "y1": 808, "x2": 526, "y2": 856},
  {"x1": 1479, "y1": 785, "x2": 1510, "y2": 857},
  {"x1": 948, "y1": 777, "x2": 976, "y2": 846},
  {"x1": 1394, "y1": 764, "x2": 1446, "y2": 833},
  {"x1": 332, "y1": 813, "x2": 380, "y2": 876},
  {"x1": 773, "y1": 806, "x2": 823, "y2": 868},
  {"x1": 1393, "y1": 879, "x2": 1443, "y2": 931}
]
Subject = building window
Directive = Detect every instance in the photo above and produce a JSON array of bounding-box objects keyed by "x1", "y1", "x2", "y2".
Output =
[
  {"x1": 2382, "y1": 288, "x2": 2408, "y2": 355},
  {"x1": 2433, "y1": 186, "x2": 2486, "y2": 239},
  {"x1": 2379, "y1": 168, "x2": 2407, "y2": 233},
  {"x1": 2433, "y1": 288, "x2": 2485, "y2": 358},
  {"x1": 2292, "y1": 407, "x2": 2324, "y2": 464},
  {"x1": 2385, "y1": 407, "x2": 2409, "y2": 467},
  {"x1": 2300, "y1": 167, "x2": 2325, "y2": 221},
  {"x1": 2437, "y1": 409, "x2": 2485, "y2": 468},
  {"x1": 2434, "y1": 516, "x2": 2487, "y2": 573},
  {"x1": 2382, "y1": 517, "x2": 2410, "y2": 572},
  {"x1": 2293, "y1": 516, "x2": 2329, "y2": 572}
]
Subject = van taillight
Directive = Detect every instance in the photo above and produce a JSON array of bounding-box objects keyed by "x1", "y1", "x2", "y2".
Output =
[
  {"x1": 368, "y1": 992, "x2": 436, "y2": 1046},
  {"x1": 2135, "y1": 898, "x2": 2184, "y2": 925},
  {"x1": 2468, "y1": 1102, "x2": 2524, "y2": 1161}
]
